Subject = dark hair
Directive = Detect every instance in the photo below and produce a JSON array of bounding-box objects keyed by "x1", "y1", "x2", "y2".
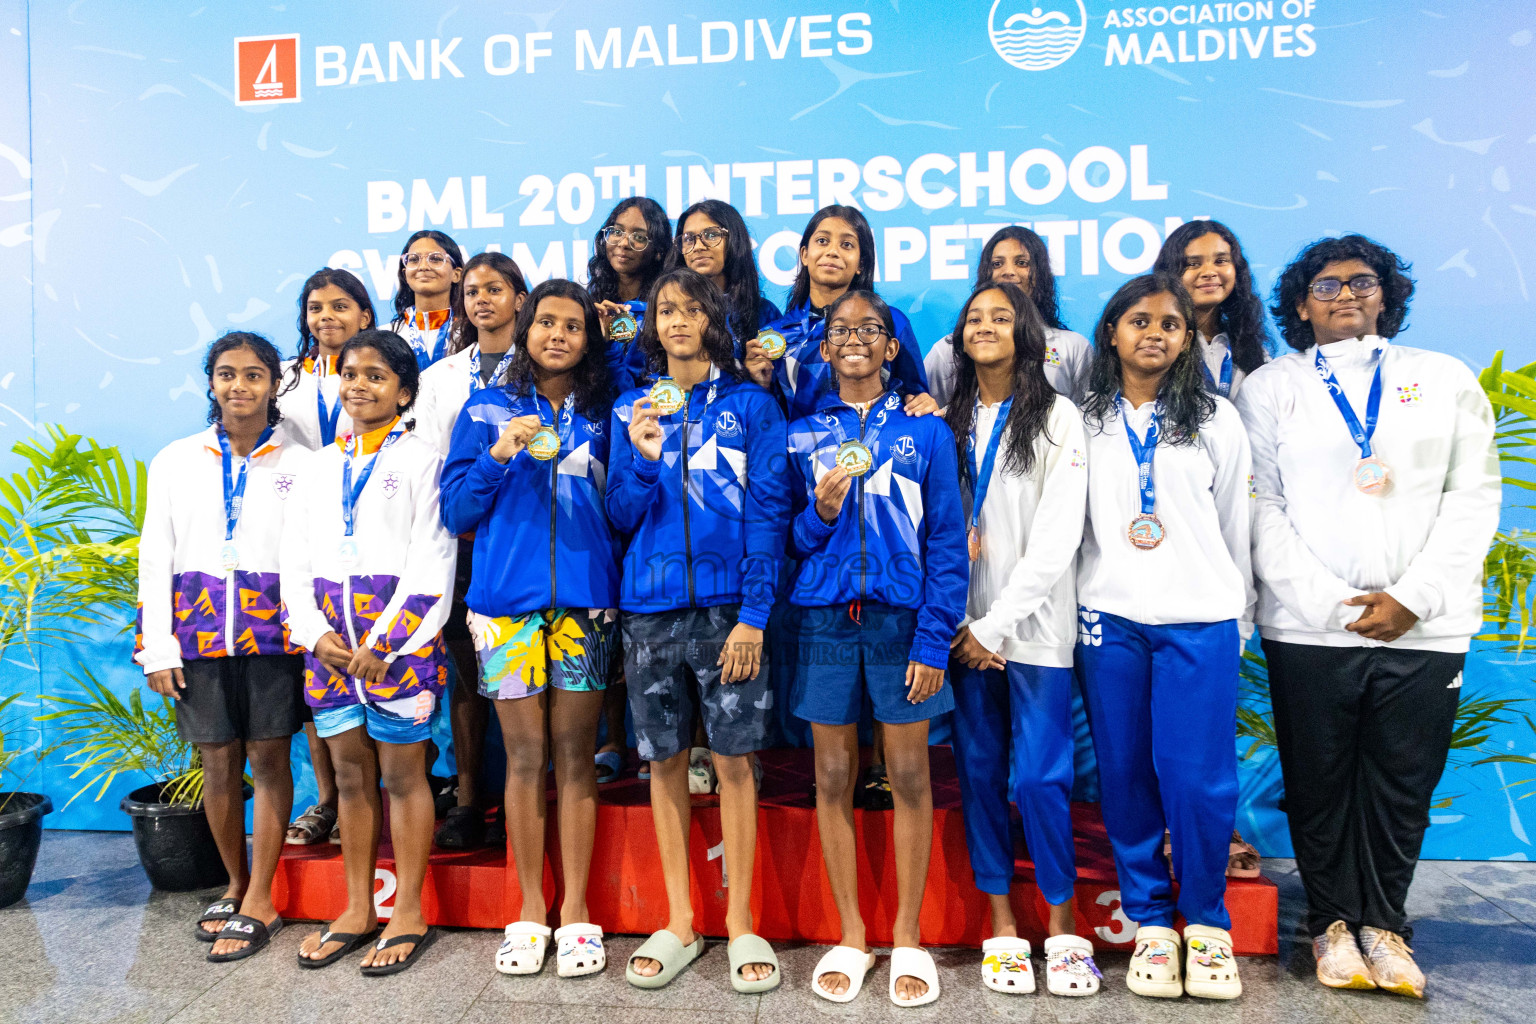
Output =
[
  {"x1": 638, "y1": 268, "x2": 747, "y2": 382},
  {"x1": 666, "y1": 199, "x2": 764, "y2": 341},
  {"x1": 1270, "y1": 233, "x2": 1415, "y2": 351},
  {"x1": 391, "y1": 229, "x2": 465, "y2": 322},
  {"x1": 1154, "y1": 219, "x2": 1272, "y2": 373},
  {"x1": 449, "y1": 251, "x2": 529, "y2": 356},
  {"x1": 338, "y1": 329, "x2": 421, "y2": 423},
  {"x1": 587, "y1": 197, "x2": 672, "y2": 304},
  {"x1": 204, "y1": 332, "x2": 285, "y2": 429},
  {"x1": 824, "y1": 287, "x2": 898, "y2": 338},
  {"x1": 975, "y1": 226, "x2": 1067, "y2": 332},
  {"x1": 1081, "y1": 274, "x2": 1215, "y2": 447},
  {"x1": 501, "y1": 279, "x2": 614, "y2": 422},
  {"x1": 283, "y1": 268, "x2": 378, "y2": 394},
  {"x1": 787, "y1": 205, "x2": 877, "y2": 312},
  {"x1": 942, "y1": 283, "x2": 1057, "y2": 476}
]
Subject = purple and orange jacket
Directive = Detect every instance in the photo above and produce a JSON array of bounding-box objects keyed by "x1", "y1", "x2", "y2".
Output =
[
  {"x1": 134, "y1": 425, "x2": 311, "y2": 673},
  {"x1": 280, "y1": 420, "x2": 457, "y2": 710}
]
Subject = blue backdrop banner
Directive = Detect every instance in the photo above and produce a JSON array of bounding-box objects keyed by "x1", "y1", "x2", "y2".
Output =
[{"x1": 1, "y1": 2, "x2": 1533, "y2": 857}]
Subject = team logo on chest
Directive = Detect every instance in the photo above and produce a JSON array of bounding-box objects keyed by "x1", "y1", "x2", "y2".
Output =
[
  {"x1": 1396, "y1": 383, "x2": 1422, "y2": 405},
  {"x1": 272, "y1": 473, "x2": 295, "y2": 498},
  {"x1": 889, "y1": 436, "x2": 917, "y2": 464},
  {"x1": 381, "y1": 472, "x2": 401, "y2": 499},
  {"x1": 1045, "y1": 346, "x2": 1063, "y2": 367},
  {"x1": 714, "y1": 410, "x2": 742, "y2": 438}
]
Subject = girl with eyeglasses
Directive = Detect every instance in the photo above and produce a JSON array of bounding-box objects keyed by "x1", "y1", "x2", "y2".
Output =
[
  {"x1": 759, "y1": 205, "x2": 934, "y2": 421},
  {"x1": 783, "y1": 289, "x2": 966, "y2": 1008},
  {"x1": 390, "y1": 229, "x2": 466, "y2": 370},
  {"x1": 1153, "y1": 220, "x2": 1273, "y2": 399},
  {"x1": 587, "y1": 197, "x2": 673, "y2": 393},
  {"x1": 668, "y1": 199, "x2": 781, "y2": 347},
  {"x1": 1236, "y1": 236, "x2": 1499, "y2": 999},
  {"x1": 924, "y1": 226, "x2": 1092, "y2": 408}
]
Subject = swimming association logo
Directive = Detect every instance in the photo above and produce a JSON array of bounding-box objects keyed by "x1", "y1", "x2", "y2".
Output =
[
  {"x1": 988, "y1": 1, "x2": 1088, "y2": 72},
  {"x1": 234, "y1": 34, "x2": 300, "y2": 105},
  {"x1": 889, "y1": 436, "x2": 918, "y2": 464}
]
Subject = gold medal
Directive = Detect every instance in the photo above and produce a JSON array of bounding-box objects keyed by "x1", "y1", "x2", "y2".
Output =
[
  {"x1": 526, "y1": 425, "x2": 560, "y2": 461},
  {"x1": 756, "y1": 329, "x2": 787, "y2": 360},
  {"x1": 608, "y1": 311, "x2": 638, "y2": 342},
  {"x1": 1127, "y1": 512, "x2": 1166, "y2": 551},
  {"x1": 835, "y1": 439, "x2": 873, "y2": 477},
  {"x1": 967, "y1": 527, "x2": 982, "y2": 562},
  {"x1": 649, "y1": 377, "x2": 686, "y2": 415}
]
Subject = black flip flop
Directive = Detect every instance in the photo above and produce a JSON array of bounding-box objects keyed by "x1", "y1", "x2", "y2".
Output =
[
  {"x1": 297, "y1": 925, "x2": 382, "y2": 969},
  {"x1": 360, "y1": 927, "x2": 437, "y2": 977},
  {"x1": 206, "y1": 914, "x2": 283, "y2": 962},
  {"x1": 194, "y1": 899, "x2": 239, "y2": 942}
]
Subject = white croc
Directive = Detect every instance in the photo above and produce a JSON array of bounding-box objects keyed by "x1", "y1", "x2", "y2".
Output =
[
  {"x1": 687, "y1": 747, "x2": 716, "y2": 794},
  {"x1": 1127, "y1": 925, "x2": 1183, "y2": 998},
  {"x1": 981, "y1": 937, "x2": 1034, "y2": 994},
  {"x1": 1183, "y1": 924, "x2": 1242, "y2": 1000},
  {"x1": 495, "y1": 921, "x2": 552, "y2": 975},
  {"x1": 554, "y1": 923, "x2": 605, "y2": 978},
  {"x1": 812, "y1": 945, "x2": 876, "y2": 1003},
  {"x1": 889, "y1": 946, "x2": 941, "y2": 1007},
  {"x1": 1043, "y1": 934, "x2": 1101, "y2": 996}
]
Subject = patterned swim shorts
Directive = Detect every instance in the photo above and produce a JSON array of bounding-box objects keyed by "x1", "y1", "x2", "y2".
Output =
[{"x1": 468, "y1": 607, "x2": 618, "y2": 700}]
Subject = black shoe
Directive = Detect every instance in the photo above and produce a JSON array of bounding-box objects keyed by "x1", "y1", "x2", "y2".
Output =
[
  {"x1": 483, "y1": 806, "x2": 506, "y2": 848},
  {"x1": 861, "y1": 764, "x2": 894, "y2": 811},
  {"x1": 435, "y1": 805, "x2": 486, "y2": 849},
  {"x1": 430, "y1": 776, "x2": 458, "y2": 819}
]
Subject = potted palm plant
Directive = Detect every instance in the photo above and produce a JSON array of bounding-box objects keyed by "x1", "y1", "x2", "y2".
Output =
[
  {"x1": 3, "y1": 427, "x2": 240, "y2": 890},
  {"x1": 0, "y1": 692, "x2": 52, "y2": 908}
]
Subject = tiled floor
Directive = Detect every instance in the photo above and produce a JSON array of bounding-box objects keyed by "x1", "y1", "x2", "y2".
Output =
[{"x1": 3, "y1": 832, "x2": 1534, "y2": 1023}]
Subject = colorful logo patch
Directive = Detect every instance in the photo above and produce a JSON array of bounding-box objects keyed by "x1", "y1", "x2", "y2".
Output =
[{"x1": 1396, "y1": 383, "x2": 1422, "y2": 405}]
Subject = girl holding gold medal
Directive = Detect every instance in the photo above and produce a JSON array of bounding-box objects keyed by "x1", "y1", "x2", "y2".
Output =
[
  {"x1": 1074, "y1": 275, "x2": 1254, "y2": 1001},
  {"x1": 758, "y1": 205, "x2": 934, "y2": 419},
  {"x1": 440, "y1": 279, "x2": 620, "y2": 978},
  {"x1": 941, "y1": 283, "x2": 1097, "y2": 998},
  {"x1": 588, "y1": 197, "x2": 672, "y2": 391},
  {"x1": 1237, "y1": 237, "x2": 1499, "y2": 998},
  {"x1": 783, "y1": 290, "x2": 967, "y2": 1007},
  {"x1": 607, "y1": 268, "x2": 789, "y2": 994},
  {"x1": 282, "y1": 330, "x2": 457, "y2": 976}
]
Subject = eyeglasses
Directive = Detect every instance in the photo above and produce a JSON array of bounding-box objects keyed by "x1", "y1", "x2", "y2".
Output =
[
  {"x1": 402, "y1": 252, "x2": 454, "y2": 268},
  {"x1": 1309, "y1": 274, "x2": 1380, "y2": 300},
  {"x1": 678, "y1": 227, "x2": 729, "y2": 254},
  {"x1": 826, "y1": 324, "x2": 889, "y2": 346},
  {"x1": 601, "y1": 225, "x2": 652, "y2": 251}
]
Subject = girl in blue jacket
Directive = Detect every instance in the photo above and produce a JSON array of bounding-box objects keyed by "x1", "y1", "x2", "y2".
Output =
[
  {"x1": 607, "y1": 267, "x2": 790, "y2": 995},
  {"x1": 439, "y1": 280, "x2": 619, "y2": 980},
  {"x1": 587, "y1": 197, "x2": 672, "y2": 390},
  {"x1": 784, "y1": 289, "x2": 968, "y2": 1008}
]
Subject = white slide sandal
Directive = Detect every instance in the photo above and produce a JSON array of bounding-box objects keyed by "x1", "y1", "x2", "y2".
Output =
[
  {"x1": 495, "y1": 921, "x2": 552, "y2": 975},
  {"x1": 889, "y1": 946, "x2": 941, "y2": 1007},
  {"x1": 1044, "y1": 934, "x2": 1101, "y2": 996},
  {"x1": 554, "y1": 923, "x2": 605, "y2": 978},
  {"x1": 812, "y1": 945, "x2": 877, "y2": 1003},
  {"x1": 981, "y1": 937, "x2": 1034, "y2": 994},
  {"x1": 1183, "y1": 924, "x2": 1242, "y2": 999}
]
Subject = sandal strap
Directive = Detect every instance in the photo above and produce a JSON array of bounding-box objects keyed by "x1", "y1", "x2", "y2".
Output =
[
  {"x1": 219, "y1": 914, "x2": 276, "y2": 939},
  {"x1": 202, "y1": 900, "x2": 238, "y2": 918},
  {"x1": 376, "y1": 932, "x2": 428, "y2": 951}
]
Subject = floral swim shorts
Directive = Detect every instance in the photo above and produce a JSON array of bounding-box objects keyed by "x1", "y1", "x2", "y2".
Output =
[{"x1": 468, "y1": 607, "x2": 617, "y2": 700}]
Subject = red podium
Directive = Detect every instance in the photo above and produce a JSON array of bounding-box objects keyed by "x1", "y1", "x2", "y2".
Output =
[{"x1": 273, "y1": 746, "x2": 1277, "y2": 954}]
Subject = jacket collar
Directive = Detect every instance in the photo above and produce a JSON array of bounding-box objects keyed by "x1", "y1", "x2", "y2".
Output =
[{"x1": 200, "y1": 422, "x2": 284, "y2": 458}]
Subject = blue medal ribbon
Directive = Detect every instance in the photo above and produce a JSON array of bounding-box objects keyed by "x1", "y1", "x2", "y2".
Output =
[
  {"x1": 1314, "y1": 347, "x2": 1383, "y2": 458},
  {"x1": 1117, "y1": 395, "x2": 1160, "y2": 516},
  {"x1": 1199, "y1": 339, "x2": 1233, "y2": 399},
  {"x1": 341, "y1": 428, "x2": 405, "y2": 537},
  {"x1": 823, "y1": 388, "x2": 896, "y2": 457},
  {"x1": 219, "y1": 424, "x2": 275, "y2": 542},
  {"x1": 313, "y1": 358, "x2": 343, "y2": 447},
  {"x1": 965, "y1": 396, "x2": 1013, "y2": 534}
]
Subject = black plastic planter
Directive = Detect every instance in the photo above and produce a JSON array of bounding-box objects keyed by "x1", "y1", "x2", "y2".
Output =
[
  {"x1": 120, "y1": 782, "x2": 250, "y2": 892},
  {"x1": 0, "y1": 792, "x2": 53, "y2": 908}
]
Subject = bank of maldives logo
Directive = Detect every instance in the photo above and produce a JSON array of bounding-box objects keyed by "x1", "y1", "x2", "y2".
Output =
[
  {"x1": 235, "y1": 34, "x2": 300, "y2": 105},
  {"x1": 988, "y1": 2, "x2": 1087, "y2": 72}
]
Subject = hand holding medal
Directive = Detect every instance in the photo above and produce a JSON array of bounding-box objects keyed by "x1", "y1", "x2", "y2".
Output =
[
  {"x1": 526, "y1": 423, "x2": 561, "y2": 461},
  {"x1": 743, "y1": 330, "x2": 782, "y2": 388},
  {"x1": 627, "y1": 396, "x2": 666, "y2": 461},
  {"x1": 490, "y1": 414, "x2": 544, "y2": 464},
  {"x1": 834, "y1": 439, "x2": 873, "y2": 477},
  {"x1": 813, "y1": 465, "x2": 853, "y2": 525}
]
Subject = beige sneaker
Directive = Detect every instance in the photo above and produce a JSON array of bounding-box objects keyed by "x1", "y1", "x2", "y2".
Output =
[
  {"x1": 1313, "y1": 921, "x2": 1375, "y2": 990},
  {"x1": 1358, "y1": 927, "x2": 1425, "y2": 998}
]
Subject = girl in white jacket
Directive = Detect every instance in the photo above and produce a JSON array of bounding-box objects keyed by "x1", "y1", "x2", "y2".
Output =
[
  {"x1": 1075, "y1": 274, "x2": 1254, "y2": 1001},
  {"x1": 283, "y1": 329, "x2": 457, "y2": 976},
  {"x1": 1237, "y1": 235, "x2": 1500, "y2": 998},
  {"x1": 136, "y1": 332, "x2": 311, "y2": 961},
  {"x1": 943, "y1": 282, "x2": 1097, "y2": 998}
]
